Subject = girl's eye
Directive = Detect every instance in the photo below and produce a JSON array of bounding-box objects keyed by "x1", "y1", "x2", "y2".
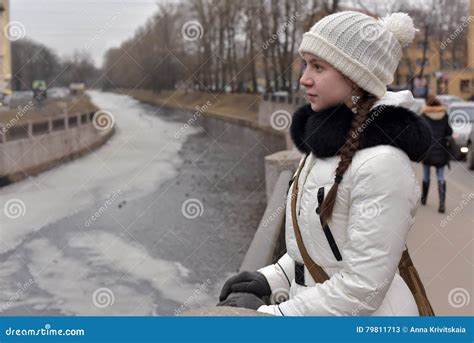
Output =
[
  {"x1": 313, "y1": 63, "x2": 323, "y2": 71},
  {"x1": 302, "y1": 60, "x2": 323, "y2": 71}
]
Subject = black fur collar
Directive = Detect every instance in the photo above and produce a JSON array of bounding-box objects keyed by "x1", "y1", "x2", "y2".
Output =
[{"x1": 289, "y1": 103, "x2": 432, "y2": 162}]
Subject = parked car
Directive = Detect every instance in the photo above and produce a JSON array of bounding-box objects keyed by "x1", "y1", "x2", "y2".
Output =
[
  {"x1": 410, "y1": 98, "x2": 426, "y2": 115},
  {"x1": 467, "y1": 127, "x2": 474, "y2": 170},
  {"x1": 47, "y1": 87, "x2": 70, "y2": 99},
  {"x1": 448, "y1": 101, "x2": 474, "y2": 160},
  {"x1": 438, "y1": 95, "x2": 464, "y2": 107},
  {"x1": 69, "y1": 83, "x2": 85, "y2": 96}
]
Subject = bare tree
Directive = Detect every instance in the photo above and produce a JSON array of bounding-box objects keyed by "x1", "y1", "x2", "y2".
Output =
[{"x1": 12, "y1": 39, "x2": 61, "y2": 91}]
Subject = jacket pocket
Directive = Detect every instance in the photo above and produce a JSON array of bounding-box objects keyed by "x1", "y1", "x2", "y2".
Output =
[{"x1": 315, "y1": 186, "x2": 343, "y2": 261}]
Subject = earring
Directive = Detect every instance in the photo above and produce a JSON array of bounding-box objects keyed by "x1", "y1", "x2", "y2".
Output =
[{"x1": 351, "y1": 94, "x2": 361, "y2": 113}]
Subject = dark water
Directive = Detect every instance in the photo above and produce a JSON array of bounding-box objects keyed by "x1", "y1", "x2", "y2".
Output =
[{"x1": 0, "y1": 92, "x2": 286, "y2": 316}]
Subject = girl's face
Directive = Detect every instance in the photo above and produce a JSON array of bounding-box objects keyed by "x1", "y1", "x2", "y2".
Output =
[{"x1": 300, "y1": 53, "x2": 353, "y2": 112}]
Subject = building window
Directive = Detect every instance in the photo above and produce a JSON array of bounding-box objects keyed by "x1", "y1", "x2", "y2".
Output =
[{"x1": 460, "y1": 79, "x2": 472, "y2": 93}]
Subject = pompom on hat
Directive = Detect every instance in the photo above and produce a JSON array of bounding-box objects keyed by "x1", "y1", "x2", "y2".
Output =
[{"x1": 298, "y1": 11, "x2": 418, "y2": 98}]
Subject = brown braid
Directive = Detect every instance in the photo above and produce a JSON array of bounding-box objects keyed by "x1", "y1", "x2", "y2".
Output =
[{"x1": 319, "y1": 90, "x2": 378, "y2": 227}]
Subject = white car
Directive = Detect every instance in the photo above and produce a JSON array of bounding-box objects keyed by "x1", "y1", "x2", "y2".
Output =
[
  {"x1": 448, "y1": 102, "x2": 474, "y2": 159},
  {"x1": 438, "y1": 95, "x2": 464, "y2": 107},
  {"x1": 410, "y1": 98, "x2": 426, "y2": 115},
  {"x1": 47, "y1": 87, "x2": 70, "y2": 99},
  {"x1": 467, "y1": 127, "x2": 474, "y2": 170}
]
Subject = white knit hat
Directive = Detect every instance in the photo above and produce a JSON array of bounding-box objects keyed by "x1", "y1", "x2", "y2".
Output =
[{"x1": 298, "y1": 11, "x2": 417, "y2": 99}]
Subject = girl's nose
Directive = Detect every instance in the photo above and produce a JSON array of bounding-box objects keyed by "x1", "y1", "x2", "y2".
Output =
[{"x1": 300, "y1": 69, "x2": 313, "y2": 88}]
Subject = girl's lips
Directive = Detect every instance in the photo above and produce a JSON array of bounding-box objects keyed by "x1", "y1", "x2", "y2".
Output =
[{"x1": 307, "y1": 93, "x2": 318, "y2": 101}]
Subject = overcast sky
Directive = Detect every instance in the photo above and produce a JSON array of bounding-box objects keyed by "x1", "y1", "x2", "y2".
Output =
[{"x1": 10, "y1": 0, "x2": 163, "y2": 67}]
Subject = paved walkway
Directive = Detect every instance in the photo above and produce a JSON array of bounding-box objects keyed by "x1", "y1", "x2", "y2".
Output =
[{"x1": 408, "y1": 160, "x2": 473, "y2": 315}]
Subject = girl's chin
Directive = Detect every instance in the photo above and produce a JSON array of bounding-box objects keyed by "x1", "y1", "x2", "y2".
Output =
[
  {"x1": 310, "y1": 102, "x2": 324, "y2": 112},
  {"x1": 310, "y1": 101, "x2": 340, "y2": 112}
]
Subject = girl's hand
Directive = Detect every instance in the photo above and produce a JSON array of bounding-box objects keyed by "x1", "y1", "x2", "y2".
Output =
[
  {"x1": 217, "y1": 292, "x2": 266, "y2": 310},
  {"x1": 219, "y1": 271, "x2": 271, "y2": 301}
]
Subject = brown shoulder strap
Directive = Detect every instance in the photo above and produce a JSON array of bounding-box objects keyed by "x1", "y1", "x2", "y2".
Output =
[
  {"x1": 398, "y1": 249, "x2": 436, "y2": 316},
  {"x1": 290, "y1": 154, "x2": 330, "y2": 284}
]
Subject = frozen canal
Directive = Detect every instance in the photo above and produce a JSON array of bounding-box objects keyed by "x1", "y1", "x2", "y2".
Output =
[{"x1": 0, "y1": 91, "x2": 285, "y2": 315}]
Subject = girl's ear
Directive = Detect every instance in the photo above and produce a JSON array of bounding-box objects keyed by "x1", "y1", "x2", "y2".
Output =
[{"x1": 343, "y1": 75, "x2": 357, "y2": 91}]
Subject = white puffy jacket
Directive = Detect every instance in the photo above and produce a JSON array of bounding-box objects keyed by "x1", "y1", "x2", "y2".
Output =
[{"x1": 256, "y1": 91, "x2": 432, "y2": 316}]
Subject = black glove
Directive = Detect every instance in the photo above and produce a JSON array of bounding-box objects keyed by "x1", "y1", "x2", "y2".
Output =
[
  {"x1": 216, "y1": 292, "x2": 266, "y2": 311},
  {"x1": 219, "y1": 271, "x2": 271, "y2": 302}
]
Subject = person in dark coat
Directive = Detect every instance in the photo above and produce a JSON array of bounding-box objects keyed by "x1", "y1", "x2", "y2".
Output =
[{"x1": 421, "y1": 95, "x2": 453, "y2": 213}]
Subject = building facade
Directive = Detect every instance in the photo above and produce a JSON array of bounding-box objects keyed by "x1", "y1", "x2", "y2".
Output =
[{"x1": 0, "y1": 0, "x2": 12, "y2": 98}]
